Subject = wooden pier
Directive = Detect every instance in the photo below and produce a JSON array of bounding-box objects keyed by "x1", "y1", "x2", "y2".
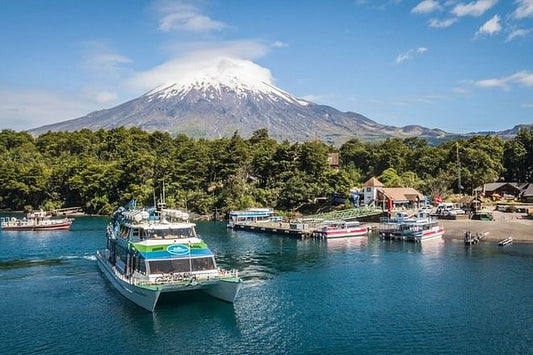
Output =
[
  {"x1": 229, "y1": 207, "x2": 382, "y2": 239},
  {"x1": 464, "y1": 232, "x2": 488, "y2": 245},
  {"x1": 231, "y1": 221, "x2": 315, "y2": 238}
]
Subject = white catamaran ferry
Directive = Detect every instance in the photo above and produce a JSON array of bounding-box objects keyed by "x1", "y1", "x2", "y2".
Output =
[{"x1": 96, "y1": 201, "x2": 242, "y2": 312}]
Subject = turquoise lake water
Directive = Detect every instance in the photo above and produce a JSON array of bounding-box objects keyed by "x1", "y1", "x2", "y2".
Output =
[{"x1": 1, "y1": 216, "x2": 532, "y2": 354}]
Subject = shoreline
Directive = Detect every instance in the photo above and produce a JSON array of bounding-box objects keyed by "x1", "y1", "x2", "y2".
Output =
[
  {"x1": 438, "y1": 217, "x2": 533, "y2": 244},
  {"x1": 368, "y1": 210, "x2": 533, "y2": 244}
]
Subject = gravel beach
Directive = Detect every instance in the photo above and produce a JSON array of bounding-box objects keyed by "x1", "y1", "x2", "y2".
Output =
[
  {"x1": 368, "y1": 210, "x2": 533, "y2": 243},
  {"x1": 439, "y1": 210, "x2": 533, "y2": 243}
]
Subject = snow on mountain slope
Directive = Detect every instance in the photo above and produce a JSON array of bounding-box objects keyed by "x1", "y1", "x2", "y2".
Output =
[{"x1": 29, "y1": 57, "x2": 447, "y2": 143}]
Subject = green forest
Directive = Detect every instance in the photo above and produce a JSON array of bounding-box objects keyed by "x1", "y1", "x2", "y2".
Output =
[{"x1": 1, "y1": 127, "x2": 532, "y2": 216}]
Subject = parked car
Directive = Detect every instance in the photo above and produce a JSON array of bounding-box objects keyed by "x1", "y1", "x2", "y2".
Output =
[
  {"x1": 436, "y1": 203, "x2": 465, "y2": 216},
  {"x1": 419, "y1": 205, "x2": 433, "y2": 213}
]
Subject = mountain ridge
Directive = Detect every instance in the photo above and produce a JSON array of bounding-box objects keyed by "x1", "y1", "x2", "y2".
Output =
[
  {"x1": 29, "y1": 80, "x2": 448, "y2": 144},
  {"x1": 28, "y1": 59, "x2": 526, "y2": 144}
]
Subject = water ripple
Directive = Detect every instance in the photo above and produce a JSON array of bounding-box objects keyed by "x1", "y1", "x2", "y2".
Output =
[{"x1": 0, "y1": 258, "x2": 65, "y2": 270}]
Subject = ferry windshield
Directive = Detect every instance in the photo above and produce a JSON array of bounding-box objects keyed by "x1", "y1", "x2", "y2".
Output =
[
  {"x1": 143, "y1": 227, "x2": 195, "y2": 240},
  {"x1": 149, "y1": 257, "x2": 215, "y2": 274}
]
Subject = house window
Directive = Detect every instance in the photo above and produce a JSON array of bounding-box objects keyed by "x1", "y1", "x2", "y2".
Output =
[{"x1": 366, "y1": 187, "x2": 371, "y2": 192}]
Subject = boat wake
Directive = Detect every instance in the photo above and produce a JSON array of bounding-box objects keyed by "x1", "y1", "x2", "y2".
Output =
[
  {"x1": 0, "y1": 255, "x2": 96, "y2": 270},
  {"x1": 0, "y1": 258, "x2": 65, "y2": 270},
  {"x1": 58, "y1": 255, "x2": 97, "y2": 261}
]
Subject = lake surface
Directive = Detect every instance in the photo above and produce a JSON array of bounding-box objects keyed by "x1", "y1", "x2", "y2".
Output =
[{"x1": 1, "y1": 216, "x2": 533, "y2": 354}]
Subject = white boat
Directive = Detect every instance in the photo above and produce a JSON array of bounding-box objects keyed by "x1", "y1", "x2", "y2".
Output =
[
  {"x1": 96, "y1": 201, "x2": 242, "y2": 312},
  {"x1": 498, "y1": 237, "x2": 513, "y2": 246},
  {"x1": 227, "y1": 207, "x2": 281, "y2": 228},
  {"x1": 0, "y1": 210, "x2": 73, "y2": 231},
  {"x1": 379, "y1": 212, "x2": 444, "y2": 242},
  {"x1": 313, "y1": 220, "x2": 368, "y2": 239}
]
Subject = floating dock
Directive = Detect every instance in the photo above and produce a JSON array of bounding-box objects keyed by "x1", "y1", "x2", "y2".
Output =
[
  {"x1": 230, "y1": 221, "x2": 375, "y2": 239},
  {"x1": 229, "y1": 207, "x2": 381, "y2": 239},
  {"x1": 231, "y1": 221, "x2": 315, "y2": 239}
]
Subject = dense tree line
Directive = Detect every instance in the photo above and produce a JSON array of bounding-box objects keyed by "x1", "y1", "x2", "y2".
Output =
[{"x1": 0, "y1": 127, "x2": 531, "y2": 215}]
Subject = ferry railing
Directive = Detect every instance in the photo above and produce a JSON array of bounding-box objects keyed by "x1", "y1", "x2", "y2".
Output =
[
  {"x1": 303, "y1": 207, "x2": 383, "y2": 222},
  {"x1": 143, "y1": 268, "x2": 239, "y2": 286}
]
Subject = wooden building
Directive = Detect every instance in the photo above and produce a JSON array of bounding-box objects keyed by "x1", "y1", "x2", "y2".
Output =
[
  {"x1": 363, "y1": 177, "x2": 424, "y2": 209},
  {"x1": 327, "y1": 153, "x2": 339, "y2": 171},
  {"x1": 476, "y1": 182, "x2": 530, "y2": 200},
  {"x1": 521, "y1": 184, "x2": 533, "y2": 203}
]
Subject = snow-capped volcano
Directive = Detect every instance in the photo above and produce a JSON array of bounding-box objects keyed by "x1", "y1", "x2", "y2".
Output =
[
  {"x1": 30, "y1": 57, "x2": 447, "y2": 143},
  {"x1": 144, "y1": 57, "x2": 309, "y2": 107}
]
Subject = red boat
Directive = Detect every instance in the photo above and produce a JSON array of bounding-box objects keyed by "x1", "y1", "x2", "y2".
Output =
[
  {"x1": 1, "y1": 211, "x2": 73, "y2": 231},
  {"x1": 313, "y1": 220, "x2": 368, "y2": 239}
]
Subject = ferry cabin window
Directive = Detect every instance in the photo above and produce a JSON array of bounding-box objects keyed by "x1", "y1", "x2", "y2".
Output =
[
  {"x1": 191, "y1": 257, "x2": 215, "y2": 271},
  {"x1": 149, "y1": 257, "x2": 215, "y2": 274},
  {"x1": 144, "y1": 228, "x2": 195, "y2": 239},
  {"x1": 116, "y1": 245, "x2": 128, "y2": 264},
  {"x1": 134, "y1": 255, "x2": 146, "y2": 274},
  {"x1": 119, "y1": 225, "x2": 129, "y2": 238},
  {"x1": 131, "y1": 228, "x2": 140, "y2": 239}
]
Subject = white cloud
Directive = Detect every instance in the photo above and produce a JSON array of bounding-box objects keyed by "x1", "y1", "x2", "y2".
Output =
[
  {"x1": 82, "y1": 41, "x2": 132, "y2": 78},
  {"x1": 506, "y1": 28, "x2": 533, "y2": 41},
  {"x1": 452, "y1": 0, "x2": 498, "y2": 17},
  {"x1": 412, "y1": 0, "x2": 443, "y2": 14},
  {"x1": 452, "y1": 86, "x2": 471, "y2": 94},
  {"x1": 160, "y1": 39, "x2": 271, "y2": 61},
  {"x1": 128, "y1": 41, "x2": 275, "y2": 91},
  {"x1": 388, "y1": 94, "x2": 446, "y2": 107},
  {"x1": 473, "y1": 70, "x2": 533, "y2": 90},
  {"x1": 272, "y1": 41, "x2": 288, "y2": 48},
  {"x1": 396, "y1": 47, "x2": 428, "y2": 64},
  {"x1": 0, "y1": 89, "x2": 104, "y2": 131},
  {"x1": 356, "y1": 0, "x2": 401, "y2": 10},
  {"x1": 428, "y1": 17, "x2": 458, "y2": 27},
  {"x1": 514, "y1": 0, "x2": 533, "y2": 18},
  {"x1": 300, "y1": 93, "x2": 335, "y2": 104},
  {"x1": 154, "y1": 0, "x2": 227, "y2": 32},
  {"x1": 92, "y1": 91, "x2": 119, "y2": 104},
  {"x1": 522, "y1": 103, "x2": 533, "y2": 107},
  {"x1": 475, "y1": 14, "x2": 502, "y2": 37}
]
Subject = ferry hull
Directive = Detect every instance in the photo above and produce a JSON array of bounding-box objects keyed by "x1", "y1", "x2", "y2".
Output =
[
  {"x1": 1, "y1": 220, "x2": 72, "y2": 231},
  {"x1": 96, "y1": 251, "x2": 160, "y2": 312},
  {"x1": 96, "y1": 250, "x2": 243, "y2": 311},
  {"x1": 1, "y1": 225, "x2": 35, "y2": 231},
  {"x1": 416, "y1": 228, "x2": 444, "y2": 242},
  {"x1": 203, "y1": 279, "x2": 243, "y2": 303},
  {"x1": 322, "y1": 228, "x2": 368, "y2": 239}
]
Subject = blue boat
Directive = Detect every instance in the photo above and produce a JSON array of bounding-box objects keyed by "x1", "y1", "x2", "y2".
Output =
[{"x1": 227, "y1": 207, "x2": 282, "y2": 228}]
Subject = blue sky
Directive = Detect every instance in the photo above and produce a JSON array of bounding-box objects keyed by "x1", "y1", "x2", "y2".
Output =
[{"x1": 1, "y1": 0, "x2": 532, "y2": 133}]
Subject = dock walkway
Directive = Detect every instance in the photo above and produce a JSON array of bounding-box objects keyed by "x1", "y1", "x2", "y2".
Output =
[
  {"x1": 230, "y1": 207, "x2": 382, "y2": 239},
  {"x1": 231, "y1": 221, "x2": 315, "y2": 238}
]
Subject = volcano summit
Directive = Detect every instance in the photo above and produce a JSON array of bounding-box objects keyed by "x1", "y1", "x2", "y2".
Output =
[{"x1": 30, "y1": 57, "x2": 447, "y2": 143}]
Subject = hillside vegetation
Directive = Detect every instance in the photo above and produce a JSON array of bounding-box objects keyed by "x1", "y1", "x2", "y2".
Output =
[{"x1": 0, "y1": 127, "x2": 532, "y2": 215}]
